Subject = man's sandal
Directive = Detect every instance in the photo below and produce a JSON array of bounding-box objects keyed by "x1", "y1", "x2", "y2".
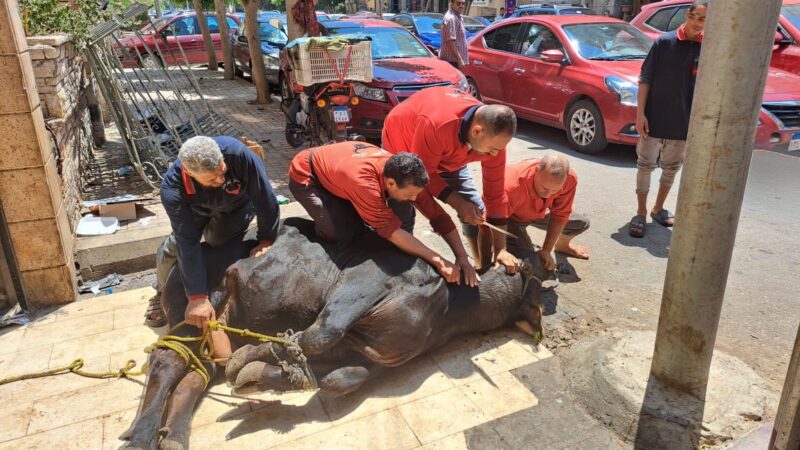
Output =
[
  {"x1": 144, "y1": 293, "x2": 167, "y2": 328},
  {"x1": 651, "y1": 209, "x2": 675, "y2": 227},
  {"x1": 629, "y1": 215, "x2": 646, "y2": 238}
]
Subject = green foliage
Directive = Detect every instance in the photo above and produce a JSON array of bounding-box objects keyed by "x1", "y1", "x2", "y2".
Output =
[{"x1": 20, "y1": 0, "x2": 113, "y2": 44}]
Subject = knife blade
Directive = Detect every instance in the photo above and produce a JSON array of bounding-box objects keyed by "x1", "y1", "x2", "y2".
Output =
[{"x1": 480, "y1": 222, "x2": 519, "y2": 240}]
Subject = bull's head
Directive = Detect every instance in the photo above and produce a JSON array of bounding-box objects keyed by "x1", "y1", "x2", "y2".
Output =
[{"x1": 511, "y1": 258, "x2": 548, "y2": 344}]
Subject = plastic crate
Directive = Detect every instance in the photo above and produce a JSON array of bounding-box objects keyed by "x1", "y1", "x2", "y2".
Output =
[{"x1": 289, "y1": 40, "x2": 373, "y2": 86}]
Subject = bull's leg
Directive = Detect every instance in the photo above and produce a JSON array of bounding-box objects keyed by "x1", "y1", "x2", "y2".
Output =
[
  {"x1": 158, "y1": 367, "x2": 212, "y2": 450},
  {"x1": 318, "y1": 364, "x2": 383, "y2": 397},
  {"x1": 122, "y1": 348, "x2": 189, "y2": 449},
  {"x1": 231, "y1": 361, "x2": 297, "y2": 394},
  {"x1": 298, "y1": 274, "x2": 389, "y2": 356}
]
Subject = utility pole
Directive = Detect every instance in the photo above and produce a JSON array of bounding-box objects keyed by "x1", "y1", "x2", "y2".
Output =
[
  {"x1": 649, "y1": 0, "x2": 783, "y2": 392},
  {"x1": 376, "y1": 0, "x2": 383, "y2": 16},
  {"x1": 286, "y1": 0, "x2": 304, "y2": 41},
  {"x1": 771, "y1": 324, "x2": 800, "y2": 449},
  {"x1": 154, "y1": 0, "x2": 162, "y2": 17}
]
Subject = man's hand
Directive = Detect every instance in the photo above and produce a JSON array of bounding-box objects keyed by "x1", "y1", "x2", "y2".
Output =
[
  {"x1": 495, "y1": 249, "x2": 520, "y2": 274},
  {"x1": 456, "y1": 201, "x2": 484, "y2": 225},
  {"x1": 455, "y1": 255, "x2": 480, "y2": 287},
  {"x1": 635, "y1": 114, "x2": 649, "y2": 137},
  {"x1": 250, "y1": 240, "x2": 272, "y2": 258},
  {"x1": 433, "y1": 256, "x2": 461, "y2": 284},
  {"x1": 536, "y1": 248, "x2": 557, "y2": 271},
  {"x1": 185, "y1": 297, "x2": 215, "y2": 330}
]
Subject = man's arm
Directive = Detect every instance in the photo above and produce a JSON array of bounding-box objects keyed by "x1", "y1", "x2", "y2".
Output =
[
  {"x1": 387, "y1": 228, "x2": 461, "y2": 284},
  {"x1": 239, "y1": 146, "x2": 280, "y2": 253},
  {"x1": 636, "y1": 83, "x2": 651, "y2": 136}
]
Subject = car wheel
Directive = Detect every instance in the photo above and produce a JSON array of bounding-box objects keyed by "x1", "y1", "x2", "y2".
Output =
[
  {"x1": 467, "y1": 78, "x2": 481, "y2": 101},
  {"x1": 141, "y1": 53, "x2": 163, "y2": 69},
  {"x1": 565, "y1": 99, "x2": 608, "y2": 154}
]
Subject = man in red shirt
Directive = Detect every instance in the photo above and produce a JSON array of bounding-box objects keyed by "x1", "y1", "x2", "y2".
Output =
[
  {"x1": 288, "y1": 142, "x2": 479, "y2": 286},
  {"x1": 498, "y1": 153, "x2": 590, "y2": 271},
  {"x1": 382, "y1": 87, "x2": 518, "y2": 273}
]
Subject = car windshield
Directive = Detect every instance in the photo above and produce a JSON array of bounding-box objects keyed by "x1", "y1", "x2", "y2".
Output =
[
  {"x1": 783, "y1": 5, "x2": 800, "y2": 30},
  {"x1": 142, "y1": 16, "x2": 169, "y2": 33},
  {"x1": 562, "y1": 23, "x2": 652, "y2": 60},
  {"x1": 463, "y1": 16, "x2": 486, "y2": 31},
  {"x1": 415, "y1": 15, "x2": 443, "y2": 34},
  {"x1": 559, "y1": 8, "x2": 595, "y2": 15},
  {"x1": 330, "y1": 27, "x2": 432, "y2": 59},
  {"x1": 258, "y1": 22, "x2": 287, "y2": 44}
]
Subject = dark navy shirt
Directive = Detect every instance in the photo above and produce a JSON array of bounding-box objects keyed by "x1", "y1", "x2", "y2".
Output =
[
  {"x1": 161, "y1": 136, "x2": 280, "y2": 298},
  {"x1": 640, "y1": 29, "x2": 702, "y2": 140}
]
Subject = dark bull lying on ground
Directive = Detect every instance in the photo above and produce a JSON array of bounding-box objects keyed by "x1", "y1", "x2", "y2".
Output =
[{"x1": 121, "y1": 218, "x2": 548, "y2": 450}]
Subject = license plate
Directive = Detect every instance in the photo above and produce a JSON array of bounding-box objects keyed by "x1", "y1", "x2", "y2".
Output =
[
  {"x1": 332, "y1": 106, "x2": 350, "y2": 123},
  {"x1": 789, "y1": 132, "x2": 800, "y2": 152}
]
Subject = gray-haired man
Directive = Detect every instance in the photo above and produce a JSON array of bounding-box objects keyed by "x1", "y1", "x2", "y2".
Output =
[{"x1": 144, "y1": 136, "x2": 280, "y2": 329}]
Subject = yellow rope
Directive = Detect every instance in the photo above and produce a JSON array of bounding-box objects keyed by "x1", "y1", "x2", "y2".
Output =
[{"x1": 0, "y1": 320, "x2": 295, "y2": 388}]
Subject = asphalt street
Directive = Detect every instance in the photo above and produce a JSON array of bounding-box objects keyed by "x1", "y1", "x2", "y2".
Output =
[{"x1": 485, "y1": 119, "x2": 800, "y2": 390}]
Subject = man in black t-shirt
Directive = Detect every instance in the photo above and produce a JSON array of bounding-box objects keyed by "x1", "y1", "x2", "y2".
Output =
[{"x1": 629, "y1": 0, "x2": 707, "y2": 238}]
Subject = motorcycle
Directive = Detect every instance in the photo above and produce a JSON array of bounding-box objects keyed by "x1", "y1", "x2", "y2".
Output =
[
  {"x1": 280, "y1": 37, "x2": 372, "y2": 148},
  {"x1": 282, "y1": 79, "x2": 362, "y2": 148}
]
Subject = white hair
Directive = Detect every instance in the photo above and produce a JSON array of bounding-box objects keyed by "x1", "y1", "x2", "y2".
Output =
[
  {"x1": 179, "y1": 136, "x2": 223, "y2": 173},
  {"x1": 539, "y1": 152, "x2": 570, "y2": 177}
]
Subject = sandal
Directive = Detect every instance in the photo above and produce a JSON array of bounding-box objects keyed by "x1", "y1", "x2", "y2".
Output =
[
  {"x1": 629, "y1": 215, "x2": 646, "y2": 238},
  {"x1": 144, "y1": 292, "x2": 167, "y2": 328},
  {"x1": 650, "y1": 209, "x2": 675, "y2": 227}
]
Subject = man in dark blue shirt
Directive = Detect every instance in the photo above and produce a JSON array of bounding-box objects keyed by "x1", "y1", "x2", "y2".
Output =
[
  {"x1": 145, "y1": 136, "x2": 280, "y2": 328},
  {"x1": 629, "y1": 0, "x2": 707, "y2": 238}
]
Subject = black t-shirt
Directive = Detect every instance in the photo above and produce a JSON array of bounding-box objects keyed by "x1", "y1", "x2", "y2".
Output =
[{"x1": 640, "y1": 30, "x2": 701, "y2": 140}]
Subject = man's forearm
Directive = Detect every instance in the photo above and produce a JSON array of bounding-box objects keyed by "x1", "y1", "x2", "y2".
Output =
[
  {"x1": 542, "y1": 220, "x2": 567, "y2": 253},
  {"x1": 388, "y1": 228, "x2": 442, "y2": 265},
  {"x1": 446, "y1": 40, "x2": 463, "y2": 64},
  {"x1": 637, "y1": 83, "x2": 650, "y2": 118},
  {"x1": 442, "y1": 229, "x2": 469, "y2": 259}
]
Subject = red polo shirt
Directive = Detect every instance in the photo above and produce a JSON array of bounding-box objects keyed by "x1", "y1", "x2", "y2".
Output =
[
  {"x1": 289, "y1": 142, "x2": 456, "y2": 239},
  {"x1": 381, "y1": 87, "x2": 509, "y2": 221},
  {"x1": 504, "y1": 160, "x2": 577, "y2": 224}
]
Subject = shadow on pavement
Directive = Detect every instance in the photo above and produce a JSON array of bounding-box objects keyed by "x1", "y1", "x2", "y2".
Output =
[
  {"x1": 514, "y1": 120, "x2": 638, "y2": 169},
  {"x1": 610, "y1": 221, "x2": 672, "y2": 258}
]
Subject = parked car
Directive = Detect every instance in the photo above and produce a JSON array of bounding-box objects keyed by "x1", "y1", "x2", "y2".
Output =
[
  {"x1": 464, "y1": 15, "x2": 488, "y2": 34},
  {"x1": 116, "y1": 13, "x2": 241, "y2": 67},
  {"x1": 631, "y1": 0, "x2": 800, "y2": 151},
  {"x1": 631, "y1": 0, "x2": 800, "y2": 77},
  {"x1": 462, "y1": 15, "x2": 800, "y2": 153},
  {"x1": 230, "y1": 17, "x2": 287, "y2": 85},
  {"x1": 389, "y1": 13, "x2": 481, "y2": 53},
  {"x1": 470, "y1": 16, "x2": 493, "y2": 27},
  {"x1": 281, "y1": 20, "x2": 467, "y2": 139},
  {"x1": 503, "y1": 3, "x2": 595, "y2": 19}
]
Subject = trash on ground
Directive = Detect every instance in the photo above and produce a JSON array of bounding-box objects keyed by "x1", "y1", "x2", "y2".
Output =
[
  {"x1": 83, "y1": 195, "x2": 139, "y2": 208},
  {"x1": 118, "y1": 166, "x2": 134, "y2": 177},
  {"x1": 77, "y1": 215, "x2": 120, "y2": 236},
  {"x1": 276, "y1": 194, "x2": 291, "y2": 205},
  {"x1": 0, "y1": 304, "x2": 30, "y2": 329},
  {"x1": 79, "y1": 273, "x2": 121, "y2": 295}
]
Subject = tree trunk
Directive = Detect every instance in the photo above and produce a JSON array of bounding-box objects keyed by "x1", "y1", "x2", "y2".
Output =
[
  {"x1": 242, "y1": 0, "x2": 272, "y2": 103},
  {"x1": 214, "y1": 0, "x2": 234, "y2": 79},
  {"x1": 192, "y1": 0, "x2": 218, "y2": 70}
]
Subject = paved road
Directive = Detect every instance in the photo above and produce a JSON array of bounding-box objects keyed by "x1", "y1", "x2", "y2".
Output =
[{"x1": 477, "y1": 119, "x2": 800, "y2": 390}]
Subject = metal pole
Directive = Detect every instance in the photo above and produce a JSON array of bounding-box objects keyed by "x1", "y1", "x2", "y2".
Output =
[
  {"x1": 650, "y1": 0, "x2": 783, "y2": 391},
  {"x1": 770, "y1": 324, "x2": 800, "y2": 449}
]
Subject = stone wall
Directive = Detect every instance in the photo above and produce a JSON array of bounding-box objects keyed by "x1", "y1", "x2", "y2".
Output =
[{"x1": 27, "y1": 34, "x2": 100, "y2": 232}]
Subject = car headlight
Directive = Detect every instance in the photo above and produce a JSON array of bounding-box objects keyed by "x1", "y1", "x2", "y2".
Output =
[
  {"x1": 455, "y1": 74, "x2": 468, "y2": 92},
  {"x1": 263, "y1": 53, "x2": 280, "y2": 71},
  {"x1": 605, "y1": 76, "x2": 638, "y2": 107},
  {"x1": 353, "y1": 82, "x2": 387, "y2": 102}
]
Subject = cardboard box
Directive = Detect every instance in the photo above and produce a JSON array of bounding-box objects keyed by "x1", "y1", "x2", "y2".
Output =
[{"x1": 99, "y1": 202, "x2": 137, "y2": 221}]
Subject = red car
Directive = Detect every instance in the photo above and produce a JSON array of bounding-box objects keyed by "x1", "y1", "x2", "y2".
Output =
[
  {"x1": 463, "y1": 15, "x2": 653, "y2": 153},
  {"x1": 116, "y1": 13, "x2": 241, "y2": 67},
  {"x1": 282, "y1": 19, "x2": 466, "y2": 140},
  {"x1": 631, "y1": 0, "x2": 800, "y2": 152},
  {"x1": 631, "y1": 0, "x2": 800, "y2": 77}
]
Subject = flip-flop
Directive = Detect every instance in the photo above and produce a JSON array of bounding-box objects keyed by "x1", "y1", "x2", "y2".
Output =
[
  {"x1": 629, "y1": 215, "x2": 646, "y2": 238},
  {"x1": 651, "y1": 209, "x2": 675, "y2": 227}
]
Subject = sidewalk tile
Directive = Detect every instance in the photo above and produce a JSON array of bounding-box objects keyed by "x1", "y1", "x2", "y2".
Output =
[
  {"x1": 397, "y1": 388, "x2": 487, "y2": 444},
  {"x1": 0, "y1": 417, "x2": 104, "y2": 450}
]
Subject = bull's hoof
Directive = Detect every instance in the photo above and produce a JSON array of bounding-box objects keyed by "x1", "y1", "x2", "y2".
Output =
[
  {"x1": 225, "y1": 343, "x2": 285, "y2": 386},
  {"x1": 159, "y1": 438, "x2": 186, "y2": 450},
  {"x1": 233, "y1": 361, "x2": 304, "y2": 394},
  {"x1": 319, "y1": 366, "x2": 371, "y2": 397}
]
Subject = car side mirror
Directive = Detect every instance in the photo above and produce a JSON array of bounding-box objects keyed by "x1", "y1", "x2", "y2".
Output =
[
  {"x1": 269, "y1": 18, "x2": 284, "y2": 30},
  {"x1": 541, "y1": 49, "x2": 565, "y2": 64},
  {"x1": 160, "y1": 28, "x2": 174, "y2": 38},
  {"x1": 238, "y1": 34, "x2": 248, "y2": 43},
  {"x1": 774, "y1": 30, "x2": 791, "y2": 46}
]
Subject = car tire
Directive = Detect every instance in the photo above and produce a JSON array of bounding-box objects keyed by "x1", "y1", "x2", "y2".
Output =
[
  {"x1": 141, "y1": 53, "x2": 164, "y2": 69},
  {"x1": 467, "y1": 78, "x2": 481, "y2": 101},
  {"x1": 565, "y1": 99, "x2": 608, "y2": 154}
]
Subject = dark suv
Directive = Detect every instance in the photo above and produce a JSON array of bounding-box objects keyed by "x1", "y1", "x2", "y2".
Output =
[{"x1": 504, "y1": 3, "x2": 595, "y2": 19}]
